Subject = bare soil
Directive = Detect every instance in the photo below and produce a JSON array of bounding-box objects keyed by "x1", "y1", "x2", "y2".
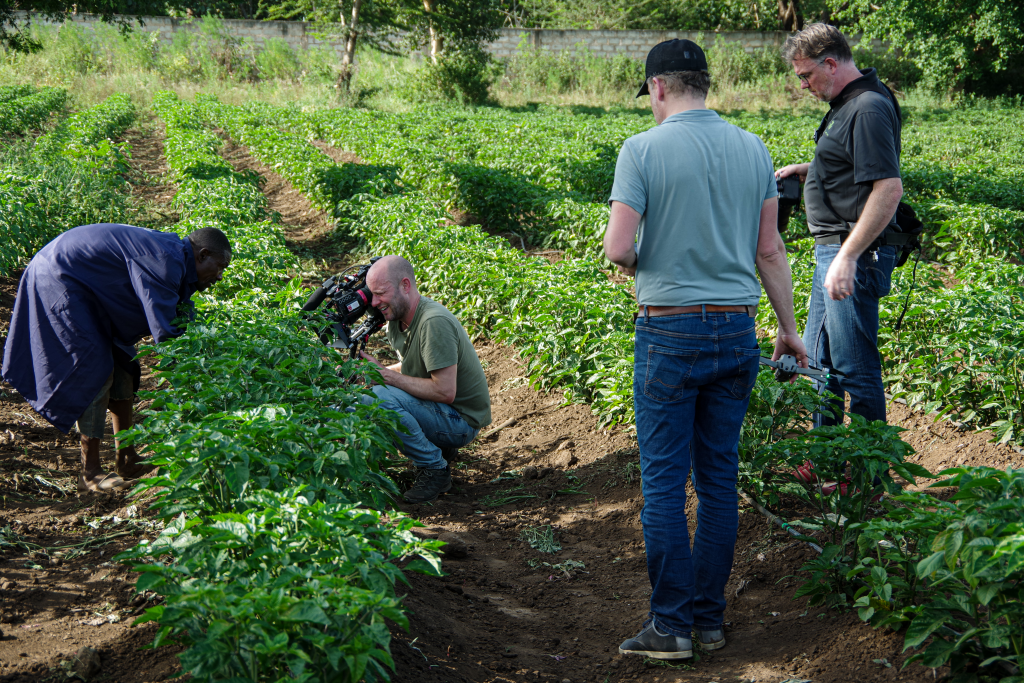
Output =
[{"x1": 0, "y1": 127, "x2": 1015, "y2": 683}]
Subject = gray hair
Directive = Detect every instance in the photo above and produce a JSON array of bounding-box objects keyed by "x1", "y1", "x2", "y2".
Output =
[
  {"x1": 650, "y1": 70, "x2": 711, "y2": 99},
  {"x1": 781, "y1": 23, "x2": 853, "y2": 64}
]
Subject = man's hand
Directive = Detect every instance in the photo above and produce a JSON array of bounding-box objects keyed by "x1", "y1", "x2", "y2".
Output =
[
  {"x1": 773, "y1": 329, "x2": 809, "y2": 383},
  {"x1": 775, "y1": 163, "x2": 810, "y2": 183},
  {"x1": 360, "y1": 351, "x2": 457, "y2": 404},
  {"x1": 823, "y1": 253, "x2": 858, "y2": 301},
  {"x1": 772, "y1": 330, "x2": 808, "y2": 367},
  {"x1": 617, "y1": 264, "x2": 636, "y2": 277}
]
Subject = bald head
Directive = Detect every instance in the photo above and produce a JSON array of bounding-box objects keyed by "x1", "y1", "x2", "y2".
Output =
[
  {"x1": 369, "y1": 255, "x2": 416, "y2": 290},
  {"x1": 366, "y1": 255, "x2": 419, "y2": 325}
]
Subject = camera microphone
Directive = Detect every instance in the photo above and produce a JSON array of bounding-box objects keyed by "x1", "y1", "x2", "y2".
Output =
[{"x1": 302, "y1": 287, "x2": 328, "y2": 312}]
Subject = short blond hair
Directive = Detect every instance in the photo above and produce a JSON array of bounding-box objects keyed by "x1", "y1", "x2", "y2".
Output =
[{"x1": 650, "y1": 70, "x2": 711, "y2": 99}]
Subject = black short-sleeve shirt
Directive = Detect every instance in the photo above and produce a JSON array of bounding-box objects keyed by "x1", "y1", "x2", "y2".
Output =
[{"x1": 804, "y1": 69, "x2": 902, "y2": 238}]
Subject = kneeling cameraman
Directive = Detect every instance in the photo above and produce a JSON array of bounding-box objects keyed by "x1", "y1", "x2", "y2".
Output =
[{"x1": 359, "y1": 256, "x2": 492, "y2": 503}]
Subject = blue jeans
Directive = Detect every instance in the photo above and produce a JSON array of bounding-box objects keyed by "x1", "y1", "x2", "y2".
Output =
[
  {"x1": 803, "y1": 244, "x2": 896, "y2": 428},
  {"x1": 634, "y1": 310, "x2": 761, "y2": 637},
  {"x1": 365, "y1": 385, "x2": 479, "y2": 470}
]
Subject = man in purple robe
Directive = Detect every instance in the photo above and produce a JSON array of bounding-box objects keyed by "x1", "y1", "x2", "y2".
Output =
[{"x1": 2, "y1": 224, "x2": 231, "y2": 492}]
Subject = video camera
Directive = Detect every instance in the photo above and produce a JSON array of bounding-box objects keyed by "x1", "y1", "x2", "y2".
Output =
[
  {"x1": 301, "y1": 258, "x2": 386, "y2": 359},
  {"x1": 777, "y1": 175, "x2": 801, "y2": 233}
]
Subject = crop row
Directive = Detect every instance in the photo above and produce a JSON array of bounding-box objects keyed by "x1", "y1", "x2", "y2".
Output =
[
  {"x1": 33, "y1": 92, "x2": 136, "y2": 160},
  {"x1": 0, "y1": 86, "x2": 68, "y2": 135},
  {"x1": 0, "y1": 84, "x2": 36, "y2": 103},
  {"x1": 119, "y1": 91, "x2": 442, "y2": 683},
  {"x1": 195, "y1": 96, "x2": 640, "y2": 425},
  {"x1": 0, "y1": 92, "x2": 137, "y2": 276},
  {"x1": 192, "y1": 94, "x2": 1023, "y2": 677},
  {"x1": 241, "y1": 103, "x2": 1024, "y2": 267},
  {"x1": 211, "y1": 99, "x2": 1024, "y2": 441}
]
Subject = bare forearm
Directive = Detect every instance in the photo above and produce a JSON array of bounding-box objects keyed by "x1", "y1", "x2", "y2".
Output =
[
  {"x1": 757, "y1": 249, "x2": 798, "y2": 336},
  {"x1": 839, "y1": 178, "x2": 903, "y2": 260},
  {"x1": 379, "y1": 369, "x2": 454, "y2": 404}
]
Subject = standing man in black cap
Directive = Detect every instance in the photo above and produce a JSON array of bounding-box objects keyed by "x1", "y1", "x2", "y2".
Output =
[{"x1": 604, "y1": 40, "x2": 806, "y2": 660}]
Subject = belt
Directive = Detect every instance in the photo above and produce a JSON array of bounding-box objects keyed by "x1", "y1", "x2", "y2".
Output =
[
  {"x1": 814, "y1": 232, "x2": 912, "y2": 247},
  {"x1": 637, "y1": 304, "x2": 758, "y2": 318}
]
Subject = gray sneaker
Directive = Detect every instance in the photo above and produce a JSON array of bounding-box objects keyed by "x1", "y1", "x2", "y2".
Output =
[
  {"x1": 403, "y1": 466, "x2": 452, "y2": 503},
  {"x1": 619, "y1": 621, "x2": 693, "y2": 660},
  {"x1": 693, "y1": 626, "x2": 726, "y2": 651}
]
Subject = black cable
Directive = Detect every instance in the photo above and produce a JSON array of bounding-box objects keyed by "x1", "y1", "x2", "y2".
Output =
[{"x1": 893, "y1": 247, "x2": 922, "y2": 340}]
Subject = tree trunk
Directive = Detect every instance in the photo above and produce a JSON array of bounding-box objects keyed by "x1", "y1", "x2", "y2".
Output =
[
  {"x1": 422, "y1": 0, "x2": 442, "y2": 63},
  {"x1": 338, "y1": 0, "x2": 361, "y2": 90},
  {"x1": 777, "y1": 0, "x2": 803, "y2": 31}
]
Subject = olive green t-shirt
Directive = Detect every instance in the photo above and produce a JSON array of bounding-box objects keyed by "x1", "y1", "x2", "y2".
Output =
[{"x1": 385, "y1": 296, "x2": 492, "y2": 430}]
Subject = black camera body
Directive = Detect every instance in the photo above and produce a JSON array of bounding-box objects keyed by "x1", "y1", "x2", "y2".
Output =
[
  {"x1": 301, "y1": 258, "x2": 386, "y2": 359},
  {"x1": 777, "y1": 175, "x2": 802, "y2": 233}
]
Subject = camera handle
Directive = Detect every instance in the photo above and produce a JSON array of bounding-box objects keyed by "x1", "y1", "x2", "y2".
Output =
[{"x1": 759, "y1": 354, "x2": 845, "y2": 383}]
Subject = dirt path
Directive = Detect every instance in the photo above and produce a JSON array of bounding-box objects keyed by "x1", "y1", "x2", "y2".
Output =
[
  {"x1": 0, "y1": 128, "x2": 1014, "y2": 683},
  {"x1": 0, "y1": 125, "x2": 186, "y2": 682}
]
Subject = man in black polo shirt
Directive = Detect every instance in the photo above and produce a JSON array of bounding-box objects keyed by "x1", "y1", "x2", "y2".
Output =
[{"x1": 775, "y1": 23, "x2": 904, "y2": 430}]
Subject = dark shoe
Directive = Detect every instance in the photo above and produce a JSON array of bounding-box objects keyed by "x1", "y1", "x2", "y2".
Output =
[
  {"x1": 441, "y1": 446, "x2": 461, "y2": 464},
  {"x1": 619, "y1": 621, "x2": 692, "y2": 660},
  {"x1": 403, "y1": 466, "x2": 452, "y2": 503},
  {"x1": 693, "y1": 626, "x2": 726, "y2": 651}
]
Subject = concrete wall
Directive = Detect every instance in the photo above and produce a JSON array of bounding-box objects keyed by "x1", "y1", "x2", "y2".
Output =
[{"x1": 15, "y1": 12, "x2": 884, "y2": 61}]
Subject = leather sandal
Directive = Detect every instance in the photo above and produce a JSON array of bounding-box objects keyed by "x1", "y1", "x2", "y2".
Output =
[{"x1": 78, "y1": 471, "x2": 131, "y2": 493}]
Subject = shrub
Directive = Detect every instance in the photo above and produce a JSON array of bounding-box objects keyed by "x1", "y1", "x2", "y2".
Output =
[
  {"x1": 405, "y1": 47, "x2": 496, "y2": 105},
  {"x1": 257, "y1": 37, "x2": 301, "y2": 81}
]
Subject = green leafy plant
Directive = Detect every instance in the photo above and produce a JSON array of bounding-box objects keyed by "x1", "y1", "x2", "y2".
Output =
[{"x1": 521, "y1": 525, "x2": 561, "y2": 553}]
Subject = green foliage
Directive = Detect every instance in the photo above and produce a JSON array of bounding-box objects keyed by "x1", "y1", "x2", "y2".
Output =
[
  {"x1": 0, "y1": 92, "x2": 136, "y2": 276},
  {"x1": 521, "y1": 525, "x2": 561, "y2": 553},
  {"x1": 33, "y1": 92, "x2": 136, "y2": 159},
  {"x1": 880, "y1": 261, "x2": 1024, "y2": 444},
  {"x1": 405, "y1": 47, "x2": 497, "y2": 105},
  {"x1": 849, "y1": 467, "x2": 1024, "y2": 680},
  {"x1": 255, "y1": 37, "x2": 302, "y2": 81},
  {"x1": 160, "y1": 16, "x2": 259, "y2": 83},
  {"x1": 758, "y1": 417, "x2": 932, "y2": 608},
  {"x1": 0, "y1": 86, "x2": 68, "y2": 134},
  {"x1": 738, "y1": 368, "x2": 829, "y2": 506},
  {"x1": 704, "y1": 37, "x2": 789, "y2": 87},
  {"x1": 838, "y1": 0, "x2": 1024, "y2": 94},
  {"x1": 505, "y1": 41, "x2": 643, "y2": 95},
  {"x1": 0, "y1": 84, "x2": 35, "y2": 102},
  {"x1": 119, "y1": 91, "x2": 444, "y2": 683}
]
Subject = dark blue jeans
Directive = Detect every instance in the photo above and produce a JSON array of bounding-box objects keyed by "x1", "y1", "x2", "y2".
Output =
[
  {"x1": 634, "y1": 310, "x2": 761, "y2": 637},
  {"x1": 803, "y1": 244, "x2": 896, "y2": 428}
]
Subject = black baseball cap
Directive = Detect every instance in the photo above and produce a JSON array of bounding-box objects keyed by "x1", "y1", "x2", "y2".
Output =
[{"x1": 636, "y1": 39, "x2": 709, "y2": 97}]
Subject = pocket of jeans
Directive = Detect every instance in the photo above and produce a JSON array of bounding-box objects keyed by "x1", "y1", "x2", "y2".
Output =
[
  {"x1": 862, "y1": 248, "x2": 896, "y2": 299},
  {"x1": 729, "y1": 347, "x2": 763, "y2": 400},
  {"x1": 436, "y1": 429, "x2": 473, "y2": 448},
  {"x1": 643, "y1": 345, "x2": 699, "y2": 402}
]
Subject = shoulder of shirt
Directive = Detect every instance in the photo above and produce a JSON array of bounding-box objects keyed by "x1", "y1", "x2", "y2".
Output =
[
  {"x1": 848, "y1": 90, "x2": 896, "y2": 115},
  {"x1": 417, "y1": 298, "x2": 458, "y2": 323}
]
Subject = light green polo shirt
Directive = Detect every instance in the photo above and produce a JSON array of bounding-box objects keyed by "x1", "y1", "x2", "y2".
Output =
[
  {"x1": 385, "y1": 296, "x2": 491, "y2": 430},
  {"x1": 609, "y1": 109, "x2": 777, "y2": 306}
]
